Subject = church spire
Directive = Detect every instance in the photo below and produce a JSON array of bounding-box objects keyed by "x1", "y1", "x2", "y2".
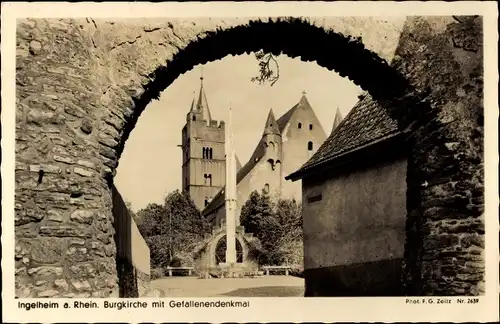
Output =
[
  {"x1": 332, "y1": 107, "x2": 343, "y2": 133},
  {"x1": 263, "y1": 109, "x2": 280, "y2": 136},
  {"x1": 195, "y1": 73, "x2": 212, "y2": 122},
  {"x1": 189, "y1": 90, "x2": 196, "y2": 112},
  {"x1": 298, "y1": 90, "x2": 313, "y2": 110}
]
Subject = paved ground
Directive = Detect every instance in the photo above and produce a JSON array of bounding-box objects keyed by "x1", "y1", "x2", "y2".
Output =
[{"x1": 147, "y1": 275, "x2": 304, "y2": 297}]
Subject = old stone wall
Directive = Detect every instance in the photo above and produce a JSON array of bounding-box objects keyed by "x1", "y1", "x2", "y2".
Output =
[
  {"x1": 389, "y1": 16, "x2": 485, "y2": 295},
  {"x1": 14, "y1": 16, "x2": 483, "y2": 296},
  {"x1": 15, "y1": 19, "x2": 117, "y2": 297}
]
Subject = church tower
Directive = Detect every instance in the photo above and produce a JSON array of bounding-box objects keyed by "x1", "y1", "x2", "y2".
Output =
[
  {"x1": 261, "y1": 109, "x2": 283, "y2": 198},
  {"x1": 181, "y1": 76, "x2": 226, "y2": 211}
]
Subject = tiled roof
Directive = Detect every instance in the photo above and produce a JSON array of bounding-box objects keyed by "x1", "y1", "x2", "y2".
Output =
[
  {"x1": 276, "y1": 105, "x2": 297, "y2": 133},
  {"x1": 288, "y1": 94, "x2": 401, "y2": 179}
]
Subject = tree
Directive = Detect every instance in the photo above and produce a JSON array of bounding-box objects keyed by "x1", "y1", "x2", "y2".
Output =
[
  {"x1": 165, "y1": 190, "x2": 210, "y2": 265},
  {"x1": 136, "y1": 190, "x2": 210, "y2": 271},
  {"x1": 136, "y1": 203, "x2": 169, "y2": 269},
  {"x1": 125, "y1": 200, "x2": 142, "y2": 225},
  {"x1": 274, "y1": 198, "x2": 303, "y2": 265},
  {"x1": 240, "y1": 190, "x2": 282, "y2": 265},
  {"x1": 240, "y1": 192, "x2": 304, "y2": 266},
  {"x1": 136, "y1": 203, "x2": 168, "y2": 238}
]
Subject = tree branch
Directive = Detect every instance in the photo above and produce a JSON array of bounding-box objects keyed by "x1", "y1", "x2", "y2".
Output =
[{"x1": 251, "y1": 50, "x2": 281, "y2": 86}]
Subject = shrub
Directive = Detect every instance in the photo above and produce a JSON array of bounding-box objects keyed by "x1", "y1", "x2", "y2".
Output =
[{"x1": 150, "y1": 268, "x2": 165, "y2": 280}]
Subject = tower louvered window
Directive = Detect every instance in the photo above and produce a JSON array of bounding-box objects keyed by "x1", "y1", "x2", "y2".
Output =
[{"x1": 202, "y1": 147, "x2": 213, "y2": 159}]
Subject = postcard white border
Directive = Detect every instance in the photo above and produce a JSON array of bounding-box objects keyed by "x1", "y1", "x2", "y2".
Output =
[{"x1": 2, "y1": 1, "x2": 499, "y2": 323}]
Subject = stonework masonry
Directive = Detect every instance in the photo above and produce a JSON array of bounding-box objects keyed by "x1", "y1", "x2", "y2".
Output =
[{"x1": 14, "y1": 16, "x2": 483, "y2": 296}]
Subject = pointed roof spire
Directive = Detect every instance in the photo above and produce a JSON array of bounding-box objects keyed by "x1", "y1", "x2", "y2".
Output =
[
  {"x1": 332, "y1": 107, "x2": 343, "y2": 133},
  {"x1": 195, "y1": 71, "x2": 212, "y2": 122},
  {"x1": 189, "y1": 90, "x2": 196, "y2": 112},
  {"x1": 298, "y1": 90, "x2": 313, "y2": 110},
  {"x1": 263, "y1": 109, "x2": 280, "y2": 136}
]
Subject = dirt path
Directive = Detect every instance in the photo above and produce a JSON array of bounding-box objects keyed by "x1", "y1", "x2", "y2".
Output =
[{"x1": 146, "y1": 275, "x2": 304, "y2": 297}]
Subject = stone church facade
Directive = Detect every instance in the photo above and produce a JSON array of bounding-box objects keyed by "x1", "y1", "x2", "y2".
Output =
[{"x1": 181, "y1": 79, "x2": 342, "y2": 228}]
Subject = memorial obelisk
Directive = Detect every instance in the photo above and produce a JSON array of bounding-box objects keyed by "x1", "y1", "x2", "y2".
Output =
[{"x1": 224, "y1": 105, "x2": 237, "y2": 265}]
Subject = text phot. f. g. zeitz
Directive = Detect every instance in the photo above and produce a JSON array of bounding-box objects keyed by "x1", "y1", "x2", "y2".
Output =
[{"x1": 11, "y1": 13, "x2": 487, "y2": 303}]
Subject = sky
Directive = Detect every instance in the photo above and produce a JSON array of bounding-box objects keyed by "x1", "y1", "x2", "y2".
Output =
[{"x1": 114, "y1": 54, "x2": 363, "y2": 211}]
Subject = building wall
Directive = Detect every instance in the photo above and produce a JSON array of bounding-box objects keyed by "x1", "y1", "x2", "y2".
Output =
[
  {"x1": 210, "y1": 157, "x2": 282, "y2": 228},
  {"x1": 301, "y1": 157, "x2": 407, "y2": 296},
  {"x1": 112, "y1": 185, "x2": 151, "y2": 297},
  {"x1": 182, "y1": 114, "x2": 226, "y2": 210},
  {"x1": 236, "y1": 158, "x2": 282, "y2": 223},
  {"x1": 281, "y1": 104, "x2": 326, "y2": 202}
]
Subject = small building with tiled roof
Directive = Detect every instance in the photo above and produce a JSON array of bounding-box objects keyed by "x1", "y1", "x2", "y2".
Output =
[
  {"x1": 202, "y1": 92, "x2": 330, "y2": 228},
  {"x1": 285, "y1": 93, "x2": 410, "y2": 297}
]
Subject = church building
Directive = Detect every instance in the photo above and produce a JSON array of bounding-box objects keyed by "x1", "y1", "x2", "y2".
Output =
[{"x1": 181, "y1": 76, "x2": 342, "y2": 228}]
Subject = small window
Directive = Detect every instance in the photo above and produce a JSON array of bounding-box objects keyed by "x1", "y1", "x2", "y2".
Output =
[
  {"x1": 204, "y1": 199, "x2": 209, "y2": 206},
  {"x1": 307, "y1": 194, "x2": 322, "y2": 203},
  {"x1": 204, "y1": 174, "x2": 213, "y2": 186},
  {"x1": 192, "y1": 115, "x2": 196, "y2": 121},
  {"x1": 298, "y1": 122, "x2": 302, "y2": 129},
  {"x1": 308, "y1": 141, "x2": 313, "y2": 151},
  {"x1": 309, "y1": 124, "x2": 313, "y2": 130}
]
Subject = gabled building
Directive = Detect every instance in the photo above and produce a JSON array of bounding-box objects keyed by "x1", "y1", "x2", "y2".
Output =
[
  {"x1": 286, "y1": 93, "x2": 410, "y2": 296},
  {"x1": 197, "y1": 91, "x2": 335, "y2": 227}
]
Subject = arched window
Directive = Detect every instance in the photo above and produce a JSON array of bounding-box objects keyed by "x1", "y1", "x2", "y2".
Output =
[
  {"x1": 269, "y1": 141, "x2": 275, "y2": 150},
  {"x1": 309, "y1": 124, "x2": 313, "y2": 130},
  {"x1": 308, "y1": 141, "x2": 313, "y2": 151},
  {"x1": 215, "y1": 236, "x2": 244, "y2": 264},
  {"x1": 192, "y1": 115, "x2": 196, "y2": 121},
  {"x1": 267, "y1": 159, "x2": 275, "y2": 171},
  {"x1": 204, "y1": 199, "x2": 209, "y2": 206},
  {"x1": 263, "y1": 183, "x2": 270, "y2": 194},
  {"x1": 204, "y1": 174, "x2": 212, "y2": 186},
  {"x1": 298, "y1": 122, "x2": 302, "y2": 129}
]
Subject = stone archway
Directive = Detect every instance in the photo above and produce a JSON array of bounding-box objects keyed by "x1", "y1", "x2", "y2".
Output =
[
  {"x1": 215, "y1": 235, "x2": 244, "y2": 264},
  {"x1": 15, "y1": 16, "x2": 483, "y2": 297}
]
